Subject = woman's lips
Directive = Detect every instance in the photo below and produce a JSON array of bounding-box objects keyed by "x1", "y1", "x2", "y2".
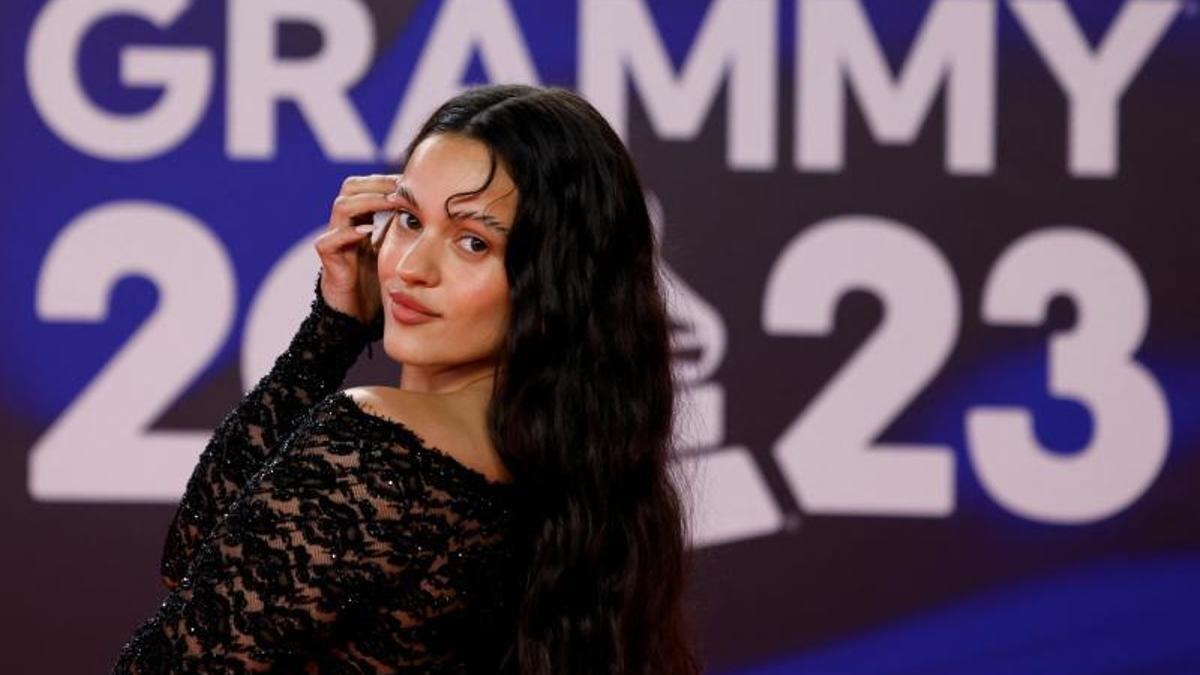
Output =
[
  {"x1": 389, "y1": 290, "x2": 438, "y2": 315},
  {"x1": 389, "y1": 297, "x2": 439, "y2": 325}
]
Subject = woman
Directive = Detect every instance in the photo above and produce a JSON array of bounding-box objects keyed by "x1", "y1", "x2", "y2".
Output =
[{"x1": 113, "y1": 84, "x2": 702, "y2": 674}]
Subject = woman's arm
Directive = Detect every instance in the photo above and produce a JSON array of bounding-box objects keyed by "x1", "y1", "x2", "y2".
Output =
[
  {"x1": 113, "y1": 394, "x2": 471, "y2": 674},
  {"x1": 115, "y1": 412, "x2": 396, "y2": 673},
  {"x1": 159, "y1": 269, "x2": 383, "y2": 591}
]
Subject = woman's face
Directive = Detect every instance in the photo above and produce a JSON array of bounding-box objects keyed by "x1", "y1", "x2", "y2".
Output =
[{"x1": 376, "y1": 133, "x2": 517, "y2": 372}]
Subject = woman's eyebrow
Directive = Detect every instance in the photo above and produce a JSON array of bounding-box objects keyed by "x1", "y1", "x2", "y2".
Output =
[
  {"x1": 396, "y1": 184, "x2": 421, "y2": 211},
  {"x1": 396, "y1": 183, "x2": 510, "y2": 237},
  {"x1": 452, "y1": 209, "x2": 511, "y2": 237}
]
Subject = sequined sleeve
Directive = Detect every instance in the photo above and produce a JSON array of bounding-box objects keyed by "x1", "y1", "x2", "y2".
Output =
[
  {"x1": 159, "y1": 269, "x2": 384, "y2": 591},
  {"x1": 112, "y1": 393, "x2": 518, "y2": 673}
]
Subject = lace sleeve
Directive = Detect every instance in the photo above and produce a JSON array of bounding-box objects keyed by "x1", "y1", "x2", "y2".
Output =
[
  {"x1": 113, "y1": 395, "x2": 513, "y2": 674},
  {"x1": 159, "y1": 270, "x2": 384, "y2": 591}
]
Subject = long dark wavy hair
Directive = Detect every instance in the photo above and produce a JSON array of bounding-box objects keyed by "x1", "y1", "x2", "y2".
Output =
[{"x1": 391, "y1": 84, "x2": 702, "y2": 674}]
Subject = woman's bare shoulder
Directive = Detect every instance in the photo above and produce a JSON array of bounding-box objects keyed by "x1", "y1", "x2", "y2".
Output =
[
  {"x1": 340, "y1": 386, "x2": 512, "y2": 484},
  {"x1": 343, "y1": 385, "x2": 446, "y2": 419}
]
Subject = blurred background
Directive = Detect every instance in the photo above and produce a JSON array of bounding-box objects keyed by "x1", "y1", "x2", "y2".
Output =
[{"x1": 2, "y1": 0, "x2": 1197, "y2": 672}]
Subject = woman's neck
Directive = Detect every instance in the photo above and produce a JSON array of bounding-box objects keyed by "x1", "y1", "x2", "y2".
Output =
[{"x1": 397, "y1": 362, "x2": 497, "y2": 396}]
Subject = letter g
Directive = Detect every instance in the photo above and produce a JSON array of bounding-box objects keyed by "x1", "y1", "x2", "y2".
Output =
[{"x1": 26, "y1": 0, "x2": 212, "y2": 160}]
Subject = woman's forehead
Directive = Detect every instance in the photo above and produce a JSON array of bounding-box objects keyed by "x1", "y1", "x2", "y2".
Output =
[{"x1": 404, "y1": 134, "x2": 516, "y2": 204}]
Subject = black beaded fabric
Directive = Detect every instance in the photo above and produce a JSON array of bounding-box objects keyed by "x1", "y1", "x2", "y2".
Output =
[{"x1": 112, "y1": 270, "x2": 522, "y2": 674}]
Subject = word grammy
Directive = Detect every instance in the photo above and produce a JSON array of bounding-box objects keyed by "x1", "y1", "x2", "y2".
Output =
[{"x1": 26, "y1": 0, "x2": 1183, "y2": 177}]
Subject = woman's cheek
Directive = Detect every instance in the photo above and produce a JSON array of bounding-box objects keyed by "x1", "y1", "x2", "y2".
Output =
[
  {"x1": 487, "y1": 276, "x2": 511, "y2": 338},
  {"x1": 377, "y1": 239, "x2": 407, "y2": 280},
  {"x1": 376, "y1": 240, "x2": 392, "y2": 273}
]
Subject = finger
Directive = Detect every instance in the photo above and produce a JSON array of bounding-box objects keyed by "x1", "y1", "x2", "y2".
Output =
[
  {"x1": 339, "y1": 173, "x2": 402, "y2": 197},
  {"x1": 329, "y1": 193, "x2": 400, "y2": 228},
  {"x1": 314, "y1": 221, "x2": 374, "y2": 255}
]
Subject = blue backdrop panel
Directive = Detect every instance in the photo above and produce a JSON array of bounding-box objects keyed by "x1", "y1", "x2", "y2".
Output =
[{"x1": 1, "y1": 0, "x2": 1196, "y2": 672}]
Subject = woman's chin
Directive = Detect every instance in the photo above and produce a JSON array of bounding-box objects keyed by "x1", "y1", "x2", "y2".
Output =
[{"x1": 381, "y1": 338, "x2": 438, "y2": 366}]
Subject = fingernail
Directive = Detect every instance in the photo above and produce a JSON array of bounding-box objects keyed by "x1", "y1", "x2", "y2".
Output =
[{"x1": 354, "y1": 224, "x2": 373, "y2": 233}]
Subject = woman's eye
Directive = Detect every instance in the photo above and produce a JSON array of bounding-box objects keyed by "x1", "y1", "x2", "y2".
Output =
[
  {"x1": 396, "y1": 211, "x2": 420, "y2": 230},
  {"x1": 459, "y1": 235, "x2": 489, "y2": 254}
]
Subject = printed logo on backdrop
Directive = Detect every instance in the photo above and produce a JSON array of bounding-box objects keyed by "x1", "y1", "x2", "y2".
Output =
[{"x1": 23, "y1": 0, "x2": 1186, "y2": 552}]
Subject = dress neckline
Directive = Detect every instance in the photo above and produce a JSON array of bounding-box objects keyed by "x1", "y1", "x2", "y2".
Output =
[{"x1": 327, "y1": 390, "x2": 516, "y2": 494}]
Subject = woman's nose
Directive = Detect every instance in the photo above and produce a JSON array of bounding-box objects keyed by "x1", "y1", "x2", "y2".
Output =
[{"x1": 395, "y1": 235, "x2": 438, "y2": 286}]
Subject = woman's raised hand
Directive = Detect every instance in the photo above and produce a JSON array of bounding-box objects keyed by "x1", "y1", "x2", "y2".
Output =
[{"x1": 314, "y1": 173, "x2": 402, "y2": 323}]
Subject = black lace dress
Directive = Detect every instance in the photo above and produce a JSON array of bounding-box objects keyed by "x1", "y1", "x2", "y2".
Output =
[{"x1": 112, "y1": 271, "x2": 522, "y2": 674}]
